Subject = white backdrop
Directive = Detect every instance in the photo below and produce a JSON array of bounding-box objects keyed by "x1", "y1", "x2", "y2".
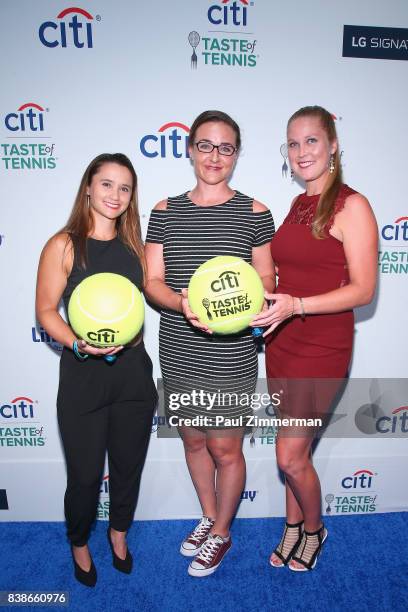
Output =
[{"x1": 1, "y1": 0, "x2": 407, "y2": 521}]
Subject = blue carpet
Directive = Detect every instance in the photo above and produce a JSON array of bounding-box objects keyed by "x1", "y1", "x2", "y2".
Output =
[{"x1": 0, "y1": 514, "x2": 407, "y2": 612}]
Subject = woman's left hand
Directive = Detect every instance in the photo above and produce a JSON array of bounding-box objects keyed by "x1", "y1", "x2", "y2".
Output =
[{"x1": 250, "y1": 292, "x2": 295, "y2": 337}]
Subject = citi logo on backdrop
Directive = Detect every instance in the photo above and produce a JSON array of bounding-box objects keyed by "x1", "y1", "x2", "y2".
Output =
[
  {"x1": 381, "y1": 217, "x2": 408, "y2": 241},
  {"x1": 0, "y1": 397, "x2": 46, "y2": 448},
  {"x1": 39, "y1": 7, "x2": 101, "y2": 48},
  {"x1": 0, "y1": 397, "x2": 35, "y2": 420},
  {"x1": 376, "y1": 406, "x2": 408, "y2": 434},
  {"x1": 325, "y1": 468, "x2": 379, "y2": 515},
  {"x1": 187, "y1": 0, "x2": 258, "y2": 69},
  {"x1": 97, "y1": 474, "x2": 110, "y2": 519},
  {"x1": 1, "y1": 102, "x2": 57, "y2": 171},
  {"x1": 378, "y1": 216, "x2": 408, "y2": 275},
  {"x1": 140, "y1": 122, "x2": 190, "y2": 159},
  {"x1": 4, "y1": 103, "x2": 46, "y2": 132},
  {"x1": 99, "y1": 474, "x2": 109, "y2": 495},
  {"x1": 341, "y1": 469, "x2": 375, "y2": 489},
  {"x1": 208, "y1": 0, "x2": 250, "y2": 27}
]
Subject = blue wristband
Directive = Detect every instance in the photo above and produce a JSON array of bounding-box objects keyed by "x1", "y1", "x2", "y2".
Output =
[
  {"x1": 104, "y1": 354, "x2": 117, "y2": 363},
  {"x1": 73, "y1": 340, "x2": 89, "y2": 361}
]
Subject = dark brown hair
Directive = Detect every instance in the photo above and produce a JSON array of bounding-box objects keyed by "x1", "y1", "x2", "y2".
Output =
[
  {"x1": 188, "y1": 110, "x2": 241, "y2": 150},
  {"x1": 60, "y1": 153, "x2": 145, "y2": 277},
  {"x1": 288, "y1": 106, "x2": 342, "y2": 239}
]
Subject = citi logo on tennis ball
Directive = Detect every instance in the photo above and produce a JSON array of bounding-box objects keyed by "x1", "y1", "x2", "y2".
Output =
[
  {"x1": 210, "y1": 270, "x2": 240, "y2": 292},
  {"x1": 86, "y1": 328, "x2": 119, "y2": 345},
  {"x1": 188, "y1": 256, "x2": 264, "y2": 334},
  {"x1": 68, "y1": 273, "x2": 144, "y2": 347}
]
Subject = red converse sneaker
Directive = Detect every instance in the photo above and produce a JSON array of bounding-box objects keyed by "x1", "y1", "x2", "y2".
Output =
[
  {"x1": 180, "y1": 516, "x2": 215, "y2": 557},
  {"x1": 188, "y1": 534, "x2": 232, "y2": 577}
]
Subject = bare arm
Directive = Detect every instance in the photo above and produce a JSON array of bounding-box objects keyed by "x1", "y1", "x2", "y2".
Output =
[
  {"x1": 144, "y1": 200, "x2": 211, "y2": 332},
  {"x1": 144, "y1": 241, "x2": 183, "y2": 312},
  {"x1": 144, "y1": 200, "x2": 182, "y2": 312},
  {"x1": 251, "y1": 193, "x2": 378, "y2": 335},
  {"x1": 36, "y1": 233, "x2": 121, "y2": 355},
  {"x1": 251, "y1": 200, "x2": 276, "y2": 293}
]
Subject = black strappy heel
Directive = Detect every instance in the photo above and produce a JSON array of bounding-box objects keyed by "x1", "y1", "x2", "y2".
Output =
[
  {"x1": 269, "y1": 521, "x2": 304, "y2": 567},
  {"x1": 289, "y1": 524, "x2": 328, "y2": 571}
]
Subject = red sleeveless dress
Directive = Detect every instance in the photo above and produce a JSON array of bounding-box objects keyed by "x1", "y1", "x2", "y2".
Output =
[{"x1": 266, "y1": 184, "x2": 356, "y2": 382}]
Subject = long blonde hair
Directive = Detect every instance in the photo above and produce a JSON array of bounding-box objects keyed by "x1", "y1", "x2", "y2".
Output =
[
  {"x1": 61, "y1": 153, "x2": 146, "y2": 277},
  {"x1": 288, "y1": 106, "x2": 342, "y2": 239}
]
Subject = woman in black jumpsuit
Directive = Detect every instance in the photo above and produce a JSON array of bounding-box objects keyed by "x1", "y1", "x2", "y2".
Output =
[{"x1": 36, "y1": 153, "x2": 157, "y2": 586}]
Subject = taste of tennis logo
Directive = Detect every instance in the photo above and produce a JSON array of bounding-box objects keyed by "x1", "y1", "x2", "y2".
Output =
[
  {"x1": 324, "y1": 468, "x2": 378, "y2": 515},
  {"x1": 379, "y1": 216, "x2": 408, "y2": 275},
  {"x1": 38, "y1": 7, "x2": 101, "y2": 48},
  {"x1": 1, "y1": 102, "x2": 56, "y2": 171},
  {"x1": 0, "y1": 396, "x2": 46, "y2": 448},
  {"x1": 187, "y1": 1, "x2": 258, "y2": 69},
  {"x1": 139, "y1": 122, "x2": 190, "y2": 159}
]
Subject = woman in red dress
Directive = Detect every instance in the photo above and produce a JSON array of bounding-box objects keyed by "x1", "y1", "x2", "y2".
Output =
[{"x1": 251, "y1": 106, "x2": 378, "y2": 571}]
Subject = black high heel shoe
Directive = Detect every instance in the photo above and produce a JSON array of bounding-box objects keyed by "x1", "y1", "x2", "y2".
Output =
[
  {"x1": 71, "y1": 547, "x2": 97, "y2": 587},
  {"x1": 107, "y1": 528, "x2": 133, "y2": 574},
  {"x1": 289, "y1": 524, "x2": 328, "y2": 571}
]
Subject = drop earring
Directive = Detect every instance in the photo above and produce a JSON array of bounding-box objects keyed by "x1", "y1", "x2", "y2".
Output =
[
  {"x1": 290, "y1": 169, "x2": 294, "y2": 181},
  {"x1": 329, "y1": 154, "x2": 335, "y2": 174},
  {"x1": 86, "y1": 194, "x2": 90, "y2": 207}
]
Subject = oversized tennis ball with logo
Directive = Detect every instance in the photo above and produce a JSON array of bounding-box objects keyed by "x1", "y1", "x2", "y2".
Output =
[
  {"x1": 188, "y1": 256, "x2": 264, "y2": 334},
  {"x1": 68, "y1": 273, "x2": 144, "y2": 347}
]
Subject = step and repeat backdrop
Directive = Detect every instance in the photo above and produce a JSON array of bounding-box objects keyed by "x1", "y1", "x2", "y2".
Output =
[{"x1": 1, "y1": 0, "x2": 407, "y2": 521}]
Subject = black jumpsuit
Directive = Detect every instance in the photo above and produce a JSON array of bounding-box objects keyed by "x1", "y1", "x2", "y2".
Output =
[{"x1": 57, "y1": 236, "x2": 157, "y2": 546}]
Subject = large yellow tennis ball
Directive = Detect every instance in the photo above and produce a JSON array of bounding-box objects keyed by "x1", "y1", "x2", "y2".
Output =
[
  {"x1": 188, "y1": 256, "x2": 264, "y2": 334},
  {"x1": 68, "y1": 273, "x2": 144, "y2": 347}
]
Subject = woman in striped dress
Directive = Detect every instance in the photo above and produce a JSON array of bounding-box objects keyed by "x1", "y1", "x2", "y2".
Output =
[{"x1": 145, "y1": 110, "x2": 275, "y2": 577}]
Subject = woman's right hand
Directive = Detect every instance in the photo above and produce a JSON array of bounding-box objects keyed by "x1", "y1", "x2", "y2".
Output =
[
  {"x1": 75, "y1": 339, "x2": 124, "y2": 356},
  {"x1": 180, "y1": 289, "x2": 213, "y2": 334}
]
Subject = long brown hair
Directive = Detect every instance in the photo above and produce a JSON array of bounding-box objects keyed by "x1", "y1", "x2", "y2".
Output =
[
  {"x1": 288, "y1": 106, "x2": 342, "y2": 239},
  {"x1": 61, "y1": 153, "x2": 146, "y2": 277}
]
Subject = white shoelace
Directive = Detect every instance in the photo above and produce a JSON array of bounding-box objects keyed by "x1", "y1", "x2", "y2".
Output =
[
  {"x1": 196, "y1": 534, "x2": 224, "y2": 562},
  {"x1": 189, "y1": 517, "x2": 213, "y2": 544}
]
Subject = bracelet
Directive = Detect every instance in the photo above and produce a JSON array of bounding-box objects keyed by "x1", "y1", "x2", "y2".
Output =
[
  {"x1": 299, "y1": 297, "x2": 306, "y2": 321},
  {"x1": 72, "y1": 340, "x2": 88, "y2": 361}
]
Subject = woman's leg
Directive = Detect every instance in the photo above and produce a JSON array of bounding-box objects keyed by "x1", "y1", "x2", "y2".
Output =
[
  {"x1": 179, "y1": 426, "x2": 217, "y2": 519},
  {"x1": 57, "y1": 400, "x2": 108, "y2": 570},
  {"x1": 273, "y1": 435, "x2": 324, "y2": 569},
  {"x1": 269, "y1": 434, "x2": 310, "y2": 566},
  {"x1": 206, "y1": 429, "x2": 246, "y2": 537},
  {"x1": 276, "y1": 435, "x2": 321, "y2": 530},
  {"x1": 107, "y1": 397, "x2": 155, "y2": 558},
  {"x1": 107, "y1": 346, "x2": 157, "y2": 558}
]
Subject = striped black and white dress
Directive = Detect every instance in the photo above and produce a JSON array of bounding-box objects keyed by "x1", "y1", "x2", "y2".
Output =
[{"x1": 146, "y1": 191, "x2": 274, "y2": 427}]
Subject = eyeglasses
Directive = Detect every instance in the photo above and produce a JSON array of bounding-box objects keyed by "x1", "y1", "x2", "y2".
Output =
[{"x1": 194, "y1": 141, "x2": 237, "y2": 156}]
